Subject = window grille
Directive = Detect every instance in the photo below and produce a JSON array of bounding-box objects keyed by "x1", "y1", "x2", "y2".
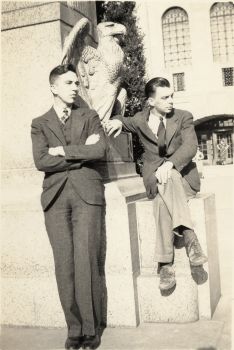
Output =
[
  {"x1": 222, "y1": 67, "x2": 234, "y2": 86},
  {"x1": 210, "y1": 2, "x2": 234, "y2": 62},
  {"x1": 162, "y1": 7, "x2": 192, "y2": 68},
  {"x1": 173, "y1": 73, "x2": 185, "y2": 91}
]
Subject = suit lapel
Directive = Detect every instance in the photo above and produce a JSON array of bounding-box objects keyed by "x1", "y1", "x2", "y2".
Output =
[
  {"x1": 71, "y1": 108, "x2": 86, "y2": 144},
  {"x1": 46, "y1": 107, "x2": 66, "y2": 146},
  {"x1": 166, "y1": 110, "x2": 179, "y2": 147},
  {"x1": 139, "y1": 109, "x2": 158, "y2": 144}
]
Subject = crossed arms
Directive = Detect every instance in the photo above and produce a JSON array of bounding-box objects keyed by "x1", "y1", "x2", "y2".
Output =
[{"x1": 31, "y1": 114, "x2": 106, "y2": 173}]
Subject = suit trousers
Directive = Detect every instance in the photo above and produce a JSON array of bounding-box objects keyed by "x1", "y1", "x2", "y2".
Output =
[
  {"x1": 44, "y1": 179, "x2": 103, "y2": 337},
  {"x1": 153, "y1": 169, "x2": 197, "y2": 263}
]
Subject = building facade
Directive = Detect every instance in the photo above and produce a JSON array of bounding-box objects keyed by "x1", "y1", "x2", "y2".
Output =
[{"x1": 136, "y1": 0, "x2": 234, "y2": 165}]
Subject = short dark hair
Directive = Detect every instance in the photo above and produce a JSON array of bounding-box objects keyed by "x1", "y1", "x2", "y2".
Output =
[
  {"x1": 145, "y1": 77, "x2": 170, "y2": 98},
  {"x1": 49, "y1": 64, "x2": 77, "y2": 84}
]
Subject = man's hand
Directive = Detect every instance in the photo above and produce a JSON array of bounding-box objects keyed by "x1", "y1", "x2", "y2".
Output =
[
  {"x1": 155, "y1": 161, "x2": 173, "y2": 184},
  {"x1": 85, "y1": 133, "x2": 100, "y2": 145},
  {"x1": 49, "y1": 146, "x2": 65, "y2": 156},
  {"x1": 102, "y1": 119, "x2": 122, "y2": 137}
]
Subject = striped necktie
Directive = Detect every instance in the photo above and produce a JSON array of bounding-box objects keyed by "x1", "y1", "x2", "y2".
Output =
[
  {"x1": 60, "y1": 108, "x2": 70, "y2": 124},
  {"x1": 157, "y1": 117, "x2": 167, "y2": 157}
]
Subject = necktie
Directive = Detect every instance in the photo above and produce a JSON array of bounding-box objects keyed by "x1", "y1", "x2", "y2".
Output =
[
  {"x1": 157, "y1": 117, "x2": 166, "y2": 157},
  {"x1": 60, "y1": 108, "x2": 70, "y2": 124}
]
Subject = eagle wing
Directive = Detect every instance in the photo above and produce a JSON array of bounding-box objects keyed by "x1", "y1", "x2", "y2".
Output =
[{"x1": 61, "y1": 18, "x2": 100, "y2": 107}]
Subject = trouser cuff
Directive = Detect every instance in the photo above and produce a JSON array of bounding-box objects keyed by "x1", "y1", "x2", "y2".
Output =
[
  {"x1": 68, "y1": 326, "x2": 82, "y2": 338},
  {"x1": 154, "y1": 253, "x2": 173, "y2": 263}
]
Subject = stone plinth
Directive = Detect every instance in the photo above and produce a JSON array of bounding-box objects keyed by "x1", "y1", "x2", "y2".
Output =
[
  {"x1": 102, "y1": 179, "x2": 145, "y2": 327},
  {"x1": 136, "y1": 193, "x2": 221, "y2": 323}
]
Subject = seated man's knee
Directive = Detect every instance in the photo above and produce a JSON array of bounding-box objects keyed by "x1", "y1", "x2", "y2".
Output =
[{"x1": 154, "y1": 194, "x2": 165, "y2": 208}]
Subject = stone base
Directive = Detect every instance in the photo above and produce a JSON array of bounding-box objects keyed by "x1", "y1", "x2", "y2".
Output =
[{"x1": 135, "y1": 193, "x2": 221, "y2": 323}]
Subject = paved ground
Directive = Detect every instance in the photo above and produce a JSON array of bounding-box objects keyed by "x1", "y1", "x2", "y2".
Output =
[{"x1": 1, "y1": 165, "x2": 233, "y2": 350}]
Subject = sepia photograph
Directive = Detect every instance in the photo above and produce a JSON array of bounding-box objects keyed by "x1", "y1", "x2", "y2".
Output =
[{"x1": 1, "y1": 0, "x2": 233, "y2": 349}]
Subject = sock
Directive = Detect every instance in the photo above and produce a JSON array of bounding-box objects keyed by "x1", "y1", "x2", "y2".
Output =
[
  {"x1": 181, "y1": 226, "x2": 196, "y2": 246},
  {"x1": 159, "y1": 262, "x2": 172, "y2": 270}
]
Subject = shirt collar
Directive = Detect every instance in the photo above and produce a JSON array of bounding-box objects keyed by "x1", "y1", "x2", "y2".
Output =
[
  {"x1": 149, "y1": 110, "x2": 166, "y2": 121},
  {"x1": 53, "y1": 104, "x2": 72, "y2": 121}
]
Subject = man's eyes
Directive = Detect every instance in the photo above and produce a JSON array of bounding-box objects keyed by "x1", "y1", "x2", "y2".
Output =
[
  {"x1": 65, "y1": 81, "x2": 79, "y2": 85},
  {"x1": 162, "y1": 95, "x2": 173, "y2": 100}
]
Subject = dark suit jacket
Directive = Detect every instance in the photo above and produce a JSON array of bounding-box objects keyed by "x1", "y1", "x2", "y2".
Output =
[
  {"x1": 116, "y1": 108, "x2": 200, "y2": 198},
  {"x1": 31, "y1": 105, "x2": 106, "y2": 211}
]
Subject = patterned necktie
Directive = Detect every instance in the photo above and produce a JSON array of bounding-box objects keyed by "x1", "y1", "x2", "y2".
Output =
[
  {"x1": 60, "y1": 108, "x2": 70, "y2": 124},
  {"x1": 157, "y1": 117, "x2": 167, "y2": 157}
]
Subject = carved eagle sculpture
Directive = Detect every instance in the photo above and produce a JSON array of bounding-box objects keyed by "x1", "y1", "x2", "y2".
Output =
[{"x1": 61, "y1": 18, "x2": 127, "y2": 122}]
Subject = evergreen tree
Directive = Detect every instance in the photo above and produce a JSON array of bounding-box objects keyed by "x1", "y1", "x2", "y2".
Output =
[{"x1": 96, "y1": 1, "x2": 146, "y2": 170}]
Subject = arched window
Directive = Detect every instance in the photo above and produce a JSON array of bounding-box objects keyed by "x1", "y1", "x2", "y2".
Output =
[
  {"x1": 210, "y1": 2, "x2": 234, "y2": 62},
  {"x1": 162, "y1": 7, "x2": 192, "y2": 68}
]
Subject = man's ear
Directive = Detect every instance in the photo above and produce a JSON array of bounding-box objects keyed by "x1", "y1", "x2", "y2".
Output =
[
  {"x1": 148, "y1": 97, "x2": 155, "y2": 107},
  {"x1": 50, "y1": 84, "x2": 57, "y2": 95}
]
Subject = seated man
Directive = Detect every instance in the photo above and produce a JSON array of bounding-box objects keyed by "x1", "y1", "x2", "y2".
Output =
[{"x1": 104, "y1": 77, "x2": 207, "y2": 291}]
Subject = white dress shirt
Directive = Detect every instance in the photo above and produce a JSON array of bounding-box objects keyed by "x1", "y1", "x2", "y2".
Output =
[
  {"x1": 148, "y1": 111, "x2": 167, "y2": 137},
  {"x1": 53, "y1": 105, "x2": 71, "y2": 124}
]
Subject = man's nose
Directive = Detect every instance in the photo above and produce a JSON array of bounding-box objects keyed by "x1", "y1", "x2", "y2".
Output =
[
  {"x1": 72, "y1": 83, "x2": 79, "y2": 90},
  {"x1": 168, "y1": 96, "x2": 173, "y2": 104}
]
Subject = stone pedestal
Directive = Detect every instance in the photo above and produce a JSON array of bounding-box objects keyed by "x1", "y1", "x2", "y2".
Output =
[
  {"x1": 136, "y1": 193, "x2": 221, "y2": 323},
  {"x1": 102, "y1": 178, "x2": 145, "y2": 326}
]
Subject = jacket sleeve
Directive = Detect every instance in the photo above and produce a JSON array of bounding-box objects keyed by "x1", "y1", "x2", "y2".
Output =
[
  {"x1": 167, "y1": 112, "x2": 198, "y2": 172},
  {"x1": 31, "y1": 120, "x2": 82, "y2": 172},
  {"x1": 112, "y1": 114, "x2": 137, "y2": 133},
  {"x1": 63, "y1": 113, "x2": 107, "y2": 161}
]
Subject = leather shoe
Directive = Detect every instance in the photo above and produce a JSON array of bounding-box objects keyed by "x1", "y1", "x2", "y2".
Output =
[
  {"x1": 65, "y1": 336, "x2": 82, "y2": 349},
  {"x1": 159, "y1": 264, "x2": 176, "y2": 291},
  {"x1": 82, "y1": 334, "x2": 100, "y2": 349}
]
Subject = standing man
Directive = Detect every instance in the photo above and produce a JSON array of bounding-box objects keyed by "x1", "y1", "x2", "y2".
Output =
[
  {"x1": 104, "y1": 77, "x2": 207, "y2": 291},
  {"x1": 193, "y1": 146, "x2": 205, "y2": 178},
  {"x1": 217, "y1": 137, "x2": 229, "y2": 165},
  {"x1": 31, "y1": 64, "x2": 106, "y2": 349}
]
